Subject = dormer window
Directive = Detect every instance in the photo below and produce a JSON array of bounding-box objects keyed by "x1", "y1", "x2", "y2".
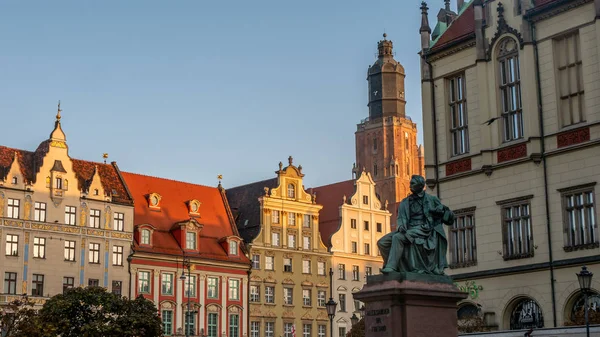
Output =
[
  {"x1": 11, "y1": 177, "x2": 17, "y2": 185},
  {"x1": 94, "y1": 189, "x2": 99, "y2": 196},
  {"x1": 188, "y1": 199, "x2": 201, "y2": 216},
  {"x1": 141, "y1": 229, "x2": 151, "y2": 245},
  {"x1": 148, "y1": 193, "x2": 161, "y2": 209},
  {"x1": 186, "y1": 232, "x2": 197, "y2": 250},
  {"x1": 287, "y1": 184, "x2": 295, "y2": 198},
  {"x1": 229, "y1": 241, "x2": 238, "y2": 256}
]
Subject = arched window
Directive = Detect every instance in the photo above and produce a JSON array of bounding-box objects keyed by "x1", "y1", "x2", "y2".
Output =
[
  {"x1": 458, "y1": 303, "x2": 480, "y2": 319},
  {"x1": 405, "y1": 132, "x2": 409, "y2": 150},
  {"x1": 569, "y1": 292, "x2": 600, "y2": 325},
  {"x1": 509, "y1": 298, "x2": 543, "y2": 330},
  {"x1": 497, "y1": 37, "x2": 523, "y2": 142},
  {"x1": 287, "y1": 184, "x2": 295, "y2": 198},
  {"x1": 141, "y1": 229, "x2": 151, "y2": 245}
]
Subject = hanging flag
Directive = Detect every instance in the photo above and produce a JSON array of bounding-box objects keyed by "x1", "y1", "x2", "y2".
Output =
[{"x1": 292, "y1": 324, "x2": 296, "y2": 337}]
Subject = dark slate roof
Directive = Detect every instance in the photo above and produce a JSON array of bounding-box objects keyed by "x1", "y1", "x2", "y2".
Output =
[{"x1": 226, "y1": 178, "x2": 278, "y2": 244}]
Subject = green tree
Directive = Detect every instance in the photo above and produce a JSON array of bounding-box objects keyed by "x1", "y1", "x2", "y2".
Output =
[
  {"x1": 37, "y1": 286, "x2": 162, "y2": 337},
  {"x1": 0, "y1": 297, "x2": 50, "y2": 337},
  {"x1": 346, "y1": 317, "x2": 365, "y2": 337}
]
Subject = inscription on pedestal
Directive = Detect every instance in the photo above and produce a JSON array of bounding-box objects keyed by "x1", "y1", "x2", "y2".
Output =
[
  {"x1": 367, "y1": 308, "x2": 389, "y2": 333},
  {"x1": 364, "y1": 303, "x2": 392, "y2": 336}
]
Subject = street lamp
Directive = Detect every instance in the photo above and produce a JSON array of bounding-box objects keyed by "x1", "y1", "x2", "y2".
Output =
[
  {"x1": 181, "y1": 256, "x2": 192, "y2": 337},
  {"x1": 326, "y1": 268, "x2": 338, "y2": 337},
  {"x1": 350, "y1": 313, "x2": 359, "y2": 326},
  {"x1": 577, "y1": 266, "x2": 593, "y2": 337}
]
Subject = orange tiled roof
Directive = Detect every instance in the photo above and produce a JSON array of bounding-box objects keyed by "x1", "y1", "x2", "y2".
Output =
[
  {"x1": 0, "y1": 144, "x2": 133, "y2": 205},
  {"x1": 121, "y1": 172, "x2": 250, "y2": 265},
  {"x1": 311, "y1": 180, "x2": 356, "y2": 249}
]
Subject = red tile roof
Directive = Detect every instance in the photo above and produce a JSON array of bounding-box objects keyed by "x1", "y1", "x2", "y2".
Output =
[
  {"x1": 311, "y1": 180, "x2": 356, "y2": 249},
  {"x1": 121, "y1": 172, "x2": 250, "y2": 265},
  {"x1": 430, "y1": 3, "x2": 476, "y2": 53},
  {"x1": 0, "y1": 144, "x2": 133, "y2": 205}
]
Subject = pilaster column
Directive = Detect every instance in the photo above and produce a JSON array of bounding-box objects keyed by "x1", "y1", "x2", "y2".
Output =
[
  {"x1": 199, "y1": 275, "x2": 206, "y2": 332},
  {"x1": 242, "y1": 277, "x2": 248, "y2": 335},
  {"x1": 221, "y1": 277, "x2": 228, "y2": 335},
  {"x1": 153, "y1": 269, "x2": 160, "y2": 305},
  {"x1": 176, "y1": 271, "x2": 184, "y2": 330}
]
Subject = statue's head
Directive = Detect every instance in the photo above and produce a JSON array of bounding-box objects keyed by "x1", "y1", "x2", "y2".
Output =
[{"x1": 409, "y1": 175, "x2": 426, "y2": 194}]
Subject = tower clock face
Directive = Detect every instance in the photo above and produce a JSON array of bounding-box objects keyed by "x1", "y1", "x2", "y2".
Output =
[{"x1": 369, "y1": 75, "x2": 382, "y2": 102}]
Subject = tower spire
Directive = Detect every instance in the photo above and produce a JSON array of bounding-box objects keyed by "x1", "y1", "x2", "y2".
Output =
[
  {"x1": 377, "y1": 33, "x2": 393, "y2": 58},
  {"x1": 420, "y1": 2, "x2": 431, "y2": 34},
  {"x1": 56, "y1": 100, "x2": 62, "y2": 121}
]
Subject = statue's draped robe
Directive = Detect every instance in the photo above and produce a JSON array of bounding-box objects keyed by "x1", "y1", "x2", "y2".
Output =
[{"x1": 395, "y1": 193, "x2": 455, "y2": 275}]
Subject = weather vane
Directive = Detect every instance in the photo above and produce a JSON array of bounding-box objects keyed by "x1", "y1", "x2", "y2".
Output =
[{"x1": 103, "y1": 153, "x2": 108, "y2": 164}]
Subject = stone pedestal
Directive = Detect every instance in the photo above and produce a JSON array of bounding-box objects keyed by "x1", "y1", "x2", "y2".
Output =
[{"x1": 353, "y1": 272, "x2": 467, "y2": 337}]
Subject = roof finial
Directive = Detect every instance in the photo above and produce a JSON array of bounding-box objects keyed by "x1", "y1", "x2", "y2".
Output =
[
  {"x1": 444, "y1": 0, "x2": 451, "y2": 11},
  {"x1": 217, "y1": 174, "x2": 223, "y2": 188},
  {"x1": 383, "y1": 32, "x2": 387, "y2": 40},
  {"x1": 288, "y1": 156, "x2": 293, "y2": 165},
  {"x1": 420, "y1": 2, "x2": 431, "y2": 34},
  {"x1": 56, "y1": 100, "x2": 62, "y2": 121},
  {"x1": 103, "y1": 153, "x2": 108, "y2": 164}
]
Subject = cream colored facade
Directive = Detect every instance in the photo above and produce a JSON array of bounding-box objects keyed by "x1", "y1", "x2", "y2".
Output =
[
  {"x1": 419, "y1": 0, "x2": 600, "y2": 331},
  {"x1": 329, "y1": 172, "x2": 391, "y2": 337},
  {"x1": 228, "y1": 158, "x2": 332, "y2": 337},
  {"x1": 0, "y1": 112, "x2": 133, "y2": 306}
]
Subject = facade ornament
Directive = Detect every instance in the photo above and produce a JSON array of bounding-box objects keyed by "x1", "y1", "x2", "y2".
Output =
[
  {"x1": 288, "y1": 156, "x2": 293, "y2": 165},
  {"x1": 454, "y1": 280, "x2": 484, "y2": 299},
  {"x1": 486, "y1": 2, "x2": 525, "y2": 60}
]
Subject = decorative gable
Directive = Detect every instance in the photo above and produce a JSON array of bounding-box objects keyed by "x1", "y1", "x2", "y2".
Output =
[{"x1": 5, "y1": 152, "x2": 24, "y2": 189}]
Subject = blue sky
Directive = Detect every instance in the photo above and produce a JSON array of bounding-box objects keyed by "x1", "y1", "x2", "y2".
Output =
[{"x1": 0, "y1": 0, "x2": 454, "y2": 188}]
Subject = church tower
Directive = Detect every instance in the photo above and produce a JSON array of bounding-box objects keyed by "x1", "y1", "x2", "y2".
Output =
[{"x1": 355, "y1": 34, "x2": 424, "y2": 218}]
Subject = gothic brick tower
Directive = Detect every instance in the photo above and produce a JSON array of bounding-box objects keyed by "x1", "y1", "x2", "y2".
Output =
[{"x1": 355, "y1": 34, "x2": 423, "y2": 220}]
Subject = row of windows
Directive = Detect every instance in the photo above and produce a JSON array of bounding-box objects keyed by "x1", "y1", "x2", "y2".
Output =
[
  {"x1": 249, "y1": 284, "x2": 328, "y2": 307},
  {"x1": 4, "y1": 198, "x2": 125, "y2": 231},
  {"x1": 350, "y1": 242, "x2": 372, "y2": 255},
  {"x1": 139, "y1": 272, "x2": 241, "y2": 300},
  {"x1": 338, "y1": 264, "x2": 373, "y2": 281},
  {"x1": 162, "y1": 311, "x2": 241, "y2": 337},
  {"x1": 271, "y1": 210, "x2": 313, "y2": 228},
  {"x1": 349, "y1": 219, "x2": 383, "y2": 233},
  {"x1": 250, "y1": 321, "x2": 327, "y2": 337},
  {"x1": 449, "y1": 185, "x2": 597, "y2": 268},
  {"x1": 3, "y1": 271, "x2": 122, "y2": 296},
  {"x1": 138, "y1": 229, "x2": 239, "y2": 255},
  {"x1": 448, "y1": 32, "x2": 585, "y2": 157},
  {"x1": 4, "y1": 234, "x2": 124, "y2": 265},
  {"x1": 270, "y1": 232, "x2": 313, "y2": 250}
]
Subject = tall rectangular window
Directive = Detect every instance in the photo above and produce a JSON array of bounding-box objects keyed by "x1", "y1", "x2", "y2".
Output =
[
  {"x1": 138, "y1": 271, "x2": 150, "y2": 294},
  {"x1": 207, "y1": 277, "x2": 219, "y2": 298},
  {"x1": 161, "y1": 273, "x2": 173, "y2": 295},
  {"x1": 229, "y1": 278, "x2": 239, "y2": 300},
  {"x1": 185, "y1": 314, "x2": 195, "y2": 336},
  {"x1": 317, "y1": 261, "x2": 325, "y2": 275},
  {"x1": 351, "y1": 241, "x2": 357, "y2": 253},
  {"x1": 338, "y1": 264, "x2": 346, "y2": 280},
  {"x1": 364, "y1": 221, "x2": 369, "y2": 231},
  {"x1": 366, "y1": 266, "x2": 372, "y2": 276},
  {"x1": 284, "y1": 323, "x2": 294, "y2": 337},
  {"x1": 207, "y1": 313, "x2": 218, "y2": 337},
  {"x1": 162, "y1": 310, "x2": 173, "y2": 336},
  {"x1": 317, "y1": 290, "x2": 326, "y2": 307},
  {"x1": 302, "y1": 260, "x2": 311, "y2": 274},
  {"x1": 113, "y1": 212, "x2": 125, "y2": 231},
  {"x1": 229, "y1": 314, "x2": 239, "y2": 337},
  {"x1": 352, "y1": 265, "x2": 360, "y2": 281},
  {"x1": 561, "y1": 185, "x2": 597, "y2": 250},
  {"x1": 252, "y1": 254, "x2": 261, "y2": 269},
  {"x1": 186, "y1": 232, "x2": 196, "y2": 249},
  {"x1": 4, "y1": 272, "x2": 17, "y2": 294},
  {"x1": 184, "y1": 275, "x2": 196, "y2": 297},
  {"x1": 32, "y1": 274, "x2": 44, "y2": 296},
  {"x1": 377, "y1": 222, "x2": 382, "y2": 232},
  {"x1": 498, "y1": 38, "x2": 523, "y2": 142},
  {"x1": 303, "y1": 289, "x2": 312, "y2": 306},
  {"x1": 112, "y1": 246, "x2": 123, "y2": 266},
  {"x1": 89, "y1": 209, "x2": 101, "y2": 228},
  {"x1": 284, "y1": 258, "x2": 292, "y2": 272},
  {"x1": 318, "y1": 325, "x2": 326, "y2": 337},
  {"x1": 555, "y1": 32, "x2": 585, "y2": 127},
  {"x1": 449, "y1": 209, "x2": 477, "y2": 268},
  {"x1": 5, "y1": 235, "x2": 18, "y2": 256},
  {"x1": 288, "y1": 234, "x2": 296, "y2": 248},
  {"x1": 448, "y1": 73, "x2": 469, "y2": 155},
  {"x1": 288, "y1": 212, "x2": 296, "y2": 226},
  {"x1": 339, "y1": 293, "x2": 346, "y2": 311},
  {"x1": 265, "y1": 322, "x2": 274, "y2": 337},
  {"x1": 112, "y1": 281, "x2": 122, "y2": 295},
  {"x1": 250, "y1": 285, "x2": 260, "y2": 302},
  {"x1": 251, "y1": 321, "x2": 260, "y2": 337},
  {"x1": 303, "y1": 236, "x2": 311, "y2": 250},
  {"x1": 283, "y1": 287, "x2": 293, "y2": 305},
  {"x1": 501, "y1": 201, "x2": 533, "y2": 259},
  {"x1": 339, "y1": 327, "x2": 347, "y2": 337},
  {"x1": 364, "y1": 243, "x2": 371, "y2": 255},
  {"x1": 33, "y1": 237, "x2": 46, "y2": 258},
  {"x1": 265, "y1": 286, "x2": 275, "y2": 303},
  {"x1": 34, "y1": 202, "x2": 46, "y2": 222},
  {"x1": 265, "y1": 256, "x2": 274, "y2": 270},
  {"x1": 65, "y1": 206, "x2": 76, "y2": 225},
  {"x1": 303, "y1": 324, "x2": 312, "y2": 337},
  {"x1": 303, "y1": 214, "x2": 311, "y2": 228},
  {"x1": 7, "y1": 199, "x2": 20, "y2": 219},
  {"x1": 64, "y1": 240, "x2": 76, "y2": 261},
  {"x1": 351, "y1": 219, "x2": 357, "y2": 229},
  {"x1": 272, "y1": 210, "x2": 280, "y2": 224},
  {"x1": 89, "y1": 243, "x2": 100, "y2": 264},
  {"x1": 63, "y1": 277, "x2": 74, "y2": 293},
  {"x1": 272, "y1": 232, "x2": 280, "y2": 247}
]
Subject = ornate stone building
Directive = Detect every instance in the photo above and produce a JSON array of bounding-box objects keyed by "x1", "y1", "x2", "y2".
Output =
[
  {"x1": 354, "y1": 34, "x2": 425, "y2": 228},
  {"x1": 122, "y1": 172, "x2": 250, "y2": 337},
  {"x1": 419, "y1": 0, "x2": 600, "y2": 331},
  {"x1": 313, "y1": 171, "x2": 391, "y2": 337},
  {"x1": 0, "y1": 108, "x2": 134, "y2": 306},
  {"x1": 227, "y1": 157, "x2": 331, "y2": 337}
]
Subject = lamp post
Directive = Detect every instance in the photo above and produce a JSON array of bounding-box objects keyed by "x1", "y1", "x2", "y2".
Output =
[
  {"x1": 325, "y1": 268, "x2": 338, "y2": 337},
  {"x1": 577, "y1": 266, "x2": 593, "y2": 337},
  {"x1": 181, "y1": 256, "x2": 192, "y2": 337},
  {"x1": 350, "y1": 313, "x2": 359, "y2": 326}
]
